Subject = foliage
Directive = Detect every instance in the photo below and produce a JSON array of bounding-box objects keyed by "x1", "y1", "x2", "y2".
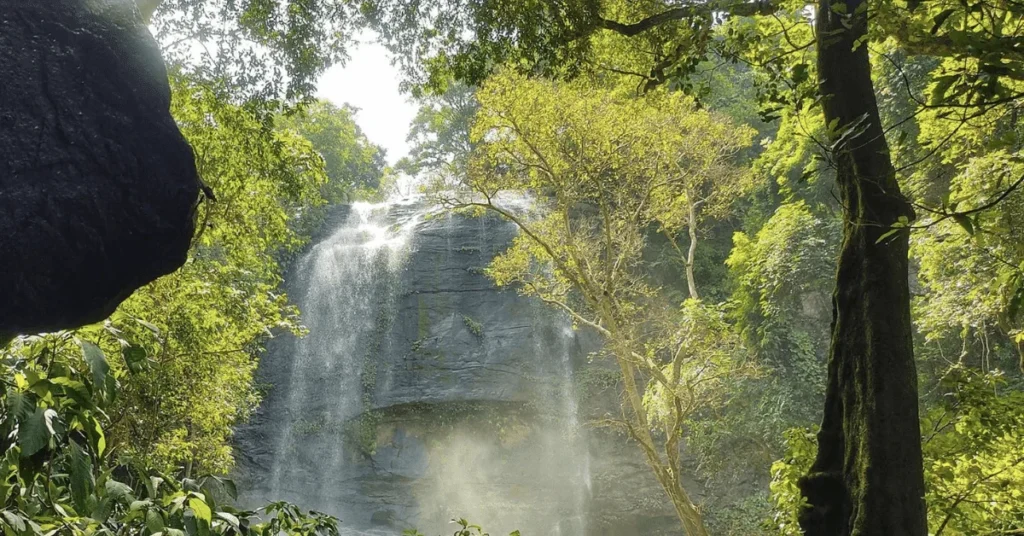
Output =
[
  {"x1": 94, "y1": 73, "x2": 328, "y2": 475},
  {"x1": 359, "y1": 0, "x2": 602, "y2": 94},
  {"x1": 768, "y1": 366, "x2": 1024, "y2": 535},
  {"x1": 874, "y1": 0, "x2": 1024, "y2": 112},
  {"x1": 654, "y1": 201, "x2": 836, "y2": 528},
  {"x1": 728, "y1": 202, "x2": 837, "y2": 378},
  {"x1": 151, "y1": 0, "x2": 351, "y2": 108},
  {"x1": 402, "y1": 518, "x2": 520, "y2": 536},
  {"x1": 397, "y1": 83, "x2": 480, "y2": 179},
  {"x1": 922, "y1": 367, "x2": 1024, "y2": 534},
  {"x1": 910, "y1": 143, "x2": 1024, "y2": 374},
  {"x1": 766, "y1": 427, "x2": 817, "y2": 536},
  {"x1": 428, "y1": 68, "x2": 757, "y2": 533},
  {"x1": 362, "y1": 0, "x2": 1024, "y2": 118},
  {"x1": 0, "y1": 333, "x2": 338, "y2": 535},
  {"x1": 748, "y1": 109, "x2": 836, "y2": 216},
  {"x1": 461, "y1": 315, "x2": 484, "y2": 338},
  {"x1": 644, "y1": 300, "x2": 749, "y2": 430},
  {"x1": 277, "y1": 100, "x2": 388, "y2": 203}
]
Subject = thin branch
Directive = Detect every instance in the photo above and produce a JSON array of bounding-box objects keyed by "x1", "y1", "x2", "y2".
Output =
[
  {"x1": 597, "y1": 1, "x2": 777, "y2": 37},
  {"x1": 908, "y1": 172, "x2": 1024, "y2": 230},
  {"x1": 934, "y1": 456, "x2": 1024, "y2": 536}
]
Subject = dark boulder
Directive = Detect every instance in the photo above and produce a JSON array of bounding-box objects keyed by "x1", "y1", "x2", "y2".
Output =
[{"x1": 0, "y1": 0, "x2": 200, "y2": 337}]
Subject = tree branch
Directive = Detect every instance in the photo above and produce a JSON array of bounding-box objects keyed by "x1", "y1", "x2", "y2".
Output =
[{"x1": 597, "y1": 1, "x2": 778, "y2": 37}]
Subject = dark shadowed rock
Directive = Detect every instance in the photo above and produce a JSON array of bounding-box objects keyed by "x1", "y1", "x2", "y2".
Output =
[{"x1": 0, "y1": 0, "x2": 200, "y2": 337}]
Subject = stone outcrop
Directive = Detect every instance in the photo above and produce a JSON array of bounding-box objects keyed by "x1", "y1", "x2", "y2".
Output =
[
  {"x1": 235, "y1": 202, "x2": 681, "y2": 535},
  {"x1": 0, "y1": 0, "x2": 199, "y2": 337}
]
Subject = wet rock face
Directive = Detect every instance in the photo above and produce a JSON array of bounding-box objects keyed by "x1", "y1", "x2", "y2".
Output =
[
  {"x1": 235, "y1": 203, "x2": 682, "y2": 535},
  {"x1": 0, "y1": 0, "x2": 199, "y2": 336}
]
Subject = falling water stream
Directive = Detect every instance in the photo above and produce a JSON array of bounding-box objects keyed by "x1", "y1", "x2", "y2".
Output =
[
  {"x1": 238, "y1": 197, "x2": 593, "y2": 535},
  {"x1": 266, "y1": 201, "x2": 419, "y2": 509}
]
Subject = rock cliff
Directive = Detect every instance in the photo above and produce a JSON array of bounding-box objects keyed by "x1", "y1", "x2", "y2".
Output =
[{"x1": 235, "y1": 201, "x2": 680, "y2": 535}]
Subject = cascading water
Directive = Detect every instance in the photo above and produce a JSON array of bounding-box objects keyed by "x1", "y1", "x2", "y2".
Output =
[
  {"x1": 263, "y1": 201, "x2": 419, "y2": 516},
  {"x1": 236, "y1": 196, "x2": 593, "y2": 535}
]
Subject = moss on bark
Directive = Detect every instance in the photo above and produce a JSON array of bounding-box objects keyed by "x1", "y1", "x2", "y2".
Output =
[{"x1": 798, "y1": 1, "x2": 928, "y2": 534}]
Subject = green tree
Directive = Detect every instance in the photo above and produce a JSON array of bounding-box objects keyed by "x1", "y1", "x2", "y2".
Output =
[
  {"x1": 278, "y1": 100, "x2": 388, "y2": 203},
  {"x1": 768, "y1": 366, "x2": 1024, "y2": 535},
  {"x1": 102, "y1": 73, "x2": 327, "y2": 475},
  {"x1": 397, "y1": 82, "x2": 480, "y2": 180},
  {"x1": 363, "y1": 1, "x2": 1024, "y2": 531},
  {"x1": 694, "y1": 202, "x2": 839, "y2": 492},
  {"x1": 432, "y1": 70, "x2": 756, "y2": 534},
  {"x1": 912, "y1": 153, "x2": 1024, "y2": 366},
  {"x1": 0, "y1": 333, "x2": 339, "y2": 536},
  {"x1": 146, "y1": 0, "x2": 350, "y2": 108}
]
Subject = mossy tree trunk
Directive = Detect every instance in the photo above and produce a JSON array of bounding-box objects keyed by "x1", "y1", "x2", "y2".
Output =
[{"x1": 798, "y1": 0, "x2": 928, "y2": 534}]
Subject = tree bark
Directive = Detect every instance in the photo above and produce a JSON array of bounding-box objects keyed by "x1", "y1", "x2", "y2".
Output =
[
  {"x1": 617, "y1": 357, "x2": 709, "y2": 536},
  {"x1": 685, "y1": 198, "x2": 700, "y2": 300},
  {"x1": 798, "y1": 1, "x2": 928, "y2": 535}
]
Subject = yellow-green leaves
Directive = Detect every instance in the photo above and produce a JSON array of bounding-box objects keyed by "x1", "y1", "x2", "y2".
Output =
[
  {"x1": 439, "y1": 68, "x2": 759, "y2": 533},
  {"x1": 89, "y1": 74, "x2": 333, "y2": 474}
]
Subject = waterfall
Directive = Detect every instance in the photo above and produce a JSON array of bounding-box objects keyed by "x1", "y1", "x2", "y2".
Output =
[
  {"x1": 264, "y1": 200, "x2": 420, "y2": 516},
  {"x1": 237, "y1": 196, "x2": 592, "y2": 535}
]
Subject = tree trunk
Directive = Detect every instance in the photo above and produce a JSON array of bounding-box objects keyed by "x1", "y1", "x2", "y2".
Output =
[
  {"x1": 671, "y1": 490, "x2": 709, "y2": 536},
  {"x1": 685, "y1": 198, "x2": 700, "y2": 300},
  {"x1": 615, "y1": 345, "x2": 709, "y2": 536},
  {"x1": 798, "y1": 1, "x2": 928, "y2": 535}
]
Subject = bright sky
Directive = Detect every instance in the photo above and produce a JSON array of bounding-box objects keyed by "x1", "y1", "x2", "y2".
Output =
[{"x1": 315, "y1": 34, "x2": 417, "y2": 166}]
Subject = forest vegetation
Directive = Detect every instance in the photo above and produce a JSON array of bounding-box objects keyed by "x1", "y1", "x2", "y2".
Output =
[{"x1": 2, "y1": 0, "x2": 1024, "y2": 535}]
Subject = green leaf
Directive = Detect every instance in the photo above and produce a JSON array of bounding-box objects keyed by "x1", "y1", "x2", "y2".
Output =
[
  {"x1": 43, "y1": 408, "x2": 63, "y2": 436},
  {"x1": 146, "y1": 476, "x2": 164, "y2": 499},
  {"x1": 931, "y1": 9, "x2": 956, "y2": 34},
  {"x1": 953, "y1": 213, "x2": 975, "y2": 235},
  {"x1": 69, "y1": 441, "x2": 94, "y2": 511},
  {"x1": 875, "y1": 227, "x2": 901, "y2": 244},
  {"x1": 146, "y1": 509, "x2": 165, "y2": 534},
  {"x1": 7, "y1": 392, "x2": 34, "y2": 422},
  {"x1": 215, "y1": 512, "x2": 240, "y2": 528},
  {"x1": 105, "y1": 479, "x2": 133, "y2": 502},
  {"x1": 931, "y1": 75, "x2": 958, "y2": 105},
  {"x1": 80, "y1": 341, "x2": 110, "y2": 389},
  {"x1": 49, "y1": 377, "x2": 92, "y2": 406},
  {"x1": 189, "y1": 497, "x2": 213, "y2": 524},
  {"x1": 1, "y1": 511, "x2": 26, "y2": 532},
  {"x1": 792, "y1": 63, "x2": 809, "y2": 85},
  {"x1": 203, "y1": 476, "x2": 238, "y2": 501},
  {"x1": 1007, "y1": 283, "x2": 1024, "y2": 320},
  {"x1": 18, "y1": 406, "x2": 52, "y2": 457},
  {"x1": 89, "y1": 416, "x2": 107, "y2": 458},
  {"x1": 122, "y1": 345, "x2": 148, "y2": 374},
  {"x1": 135, "y1": 318, "x2": 161, "y2": 337},
  {"x1": 92, "y1": 496, "x2": 114, "y2": 523},
  {"x1": 221, "y1": 478, "x2": 238, "y2": 501}
]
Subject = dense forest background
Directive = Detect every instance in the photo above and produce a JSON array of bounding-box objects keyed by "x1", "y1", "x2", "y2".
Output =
[{"x1": 2, "y1": 0, "x2": 1023, "y2": 535}]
